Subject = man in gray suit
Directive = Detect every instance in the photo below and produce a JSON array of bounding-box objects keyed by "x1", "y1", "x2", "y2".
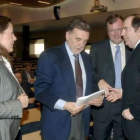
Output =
[
  {"x1": 90, "y1": 14, "x2": 131, "y2": 140},
  {"x1": 0, "y1": 15, "x2": 29, "y2": 140}
]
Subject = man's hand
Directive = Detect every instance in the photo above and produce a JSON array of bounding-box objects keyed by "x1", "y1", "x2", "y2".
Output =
[
  {"x1": 17, "y1": 93, "x2": 29, "y2": 108},
  {"x1": 88, "y1": 95, "x2": 103, "y2": 107},
  {"x1": 106, "y1": 88, "x2": 122, "y2": 102},
  {"x1": 122, "y1": 108, "x2": 134, "y2": 120},
  {"x1": 63, "y1": 102, "x2": 85, "y2": 116},
  {"x1": 98, "y1": 79, "x2": 111, "y2": 96},
  {"x1": 29, "y1": 97, "x2": 36, "y2": 103}
]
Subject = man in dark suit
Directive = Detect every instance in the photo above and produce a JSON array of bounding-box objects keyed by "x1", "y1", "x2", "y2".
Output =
[
  {"x1": 120, "y1": 14, "x2": 140, "y2": 140},
  {"x1": 21, "y1": 63, "x2": 35, "y2": 97},
  {"x1": 21, "y1": 63, "x2": 35, "y2": 85},
  {"x1": 14, "y1": 70, "x2": 35, "y2": 101},
  {"x1": 90, "y1": 14, "x2": 131, "y2": 140},
  {"x1": 34, "y1": 18, "x2": 103, "y2": 140}
]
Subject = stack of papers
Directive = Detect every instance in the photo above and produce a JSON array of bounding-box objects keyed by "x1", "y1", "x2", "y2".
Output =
[{"x1": 76, "y1": 90, "x2": 105, "y2": 108}]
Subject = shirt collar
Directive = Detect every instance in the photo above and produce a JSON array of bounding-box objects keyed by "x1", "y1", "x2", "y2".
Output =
[
  {"x1": 134, "y1": 40, "x2": 140, "y2": 49},
  {"x1": 65, "y1": 41, "x2": 75, "y2": 57},
  {"x1": 110, "y1": 41, "x2": 124, "y2": 49}
]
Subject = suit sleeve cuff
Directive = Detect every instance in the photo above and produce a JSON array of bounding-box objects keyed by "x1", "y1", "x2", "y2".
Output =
[{"x1": 54, "y1": 99, "x2": 66, "y2": 110}]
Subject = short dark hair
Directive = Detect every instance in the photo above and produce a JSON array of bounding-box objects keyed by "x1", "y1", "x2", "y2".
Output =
[
  {"x1": 131, "y1": 14, "x2": 140, "y2": 31},
  {"x1": 13, "y1": 70, "x2": 21, "y2": 74},
  {"x1": 24, "y1": 63, "x2": 31, "y2": 67},
  {"x1": 106, "y1": 14, "x2": 123, "y2": 25},
  {"x1": 67, "y1": 18, "x2": 91, "y2": 32}
]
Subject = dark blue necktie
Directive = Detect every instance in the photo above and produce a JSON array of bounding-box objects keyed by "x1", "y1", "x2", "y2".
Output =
[
  {"x1": 73, "y1": 54, "x2": 83, "y2": 99},
  {"x1": 114, "y1": 46, "x2": 122, "y2": 88}
]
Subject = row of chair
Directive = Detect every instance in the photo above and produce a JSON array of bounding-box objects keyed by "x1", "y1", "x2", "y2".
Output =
[{"x1": 16, "y1": 105, "x2": 42, "y2": 140}]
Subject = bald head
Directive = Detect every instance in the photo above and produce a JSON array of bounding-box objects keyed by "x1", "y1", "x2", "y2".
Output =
[{"x1": 121, "y1": 14, "x2": 140, "y2": 48}]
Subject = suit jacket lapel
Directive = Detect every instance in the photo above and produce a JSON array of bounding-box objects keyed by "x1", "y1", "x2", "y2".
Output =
[
  {"x1": 125, "y1": 45, "x2": 132, "y2": 63},
  {"x1": 122, "y1": 44, "x2": 138, "y2": 83},
  {"x1": 59, "y1": 45, "x2": 76, "y2": 101},
  {"x1": 81, "y1": 52, "x2": 90, "y2": 96},
  {"x1": 102, "y1": 40, "x2": 115, "y2": 73},
  {"x1": 0, "y1": 61, "x2": 23, "y2": 94},
  {"x1": 124, "y1": 44, "x2": 139, "y2": 68}
]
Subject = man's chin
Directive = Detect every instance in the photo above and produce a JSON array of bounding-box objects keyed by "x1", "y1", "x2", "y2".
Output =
[
  {"x1": 77, "y1": 48, "x2": 83, "y2": 52},
  {"x1": 124, "y1": 40, "x2": 128, "y2": 45}
]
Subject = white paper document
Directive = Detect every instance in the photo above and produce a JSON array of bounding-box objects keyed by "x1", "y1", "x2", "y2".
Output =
[{"x1": 76, "y1": 90, "x2": 105, "y2": 108}]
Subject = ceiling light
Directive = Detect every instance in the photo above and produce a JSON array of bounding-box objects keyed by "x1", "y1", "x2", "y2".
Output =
[
  {"x1": 9, "y1": 2, "x2": 22, "y2": 6},
  {"x1": 38, "y1": 1, "x2": 50, "y2": 4},
  {"x1": 90, "y1": 0, "x2": 107, "y2": 12}
]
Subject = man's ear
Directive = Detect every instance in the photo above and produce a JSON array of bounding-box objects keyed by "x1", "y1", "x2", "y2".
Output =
[
  {"x1": 66, "y1": 31, "x2": 69, "y2": 41},
  {"x1": 138, "y1": 27, "x2": 140, "y2": 35},
  {"x1": 0, "y1": 33, "x2": 3, "y2": 41}
]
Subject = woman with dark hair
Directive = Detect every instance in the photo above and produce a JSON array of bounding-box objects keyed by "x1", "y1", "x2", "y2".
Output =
[{"x1": 0, "y1": 15, "x2": 29, "y2": 140}]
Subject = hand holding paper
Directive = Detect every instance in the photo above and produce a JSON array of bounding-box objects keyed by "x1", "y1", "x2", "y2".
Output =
[
  {"x1": 88, "y1": 95, "x2": 104, "y2": 107},
  {"x1": 76, "y1": 90, "x2": 105, "y2": 109},
  {"x1": 64, "y1": 102, "x2": 85, "y2": 116}
]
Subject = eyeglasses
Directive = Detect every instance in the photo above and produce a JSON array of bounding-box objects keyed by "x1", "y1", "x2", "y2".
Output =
[
  {"x1": 107, "y1": 28, "x2": 123, "y2": 33},
  {"x1": 122, "y1": 26, "x2": 132, "y2": 31}
]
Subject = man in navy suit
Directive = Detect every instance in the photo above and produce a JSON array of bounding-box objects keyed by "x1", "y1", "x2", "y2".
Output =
[
  {"x1": 34, "y1": 18, "x2": 103, "y2": 140},
  {"x1": 90, "y1": 14, "x2": 131, "y2": 140}
]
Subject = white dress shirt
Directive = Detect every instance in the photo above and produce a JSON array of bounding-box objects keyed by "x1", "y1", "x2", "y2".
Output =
[
  {"x1": 54, "y1": 42, "x2": 86, "y2": 110},
  {"x1": 25, "y1": 71, "x2": 32, "y2": 82},
  {"x1": 110, "y1": 41, "x2": 126, "y2": 70}
]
